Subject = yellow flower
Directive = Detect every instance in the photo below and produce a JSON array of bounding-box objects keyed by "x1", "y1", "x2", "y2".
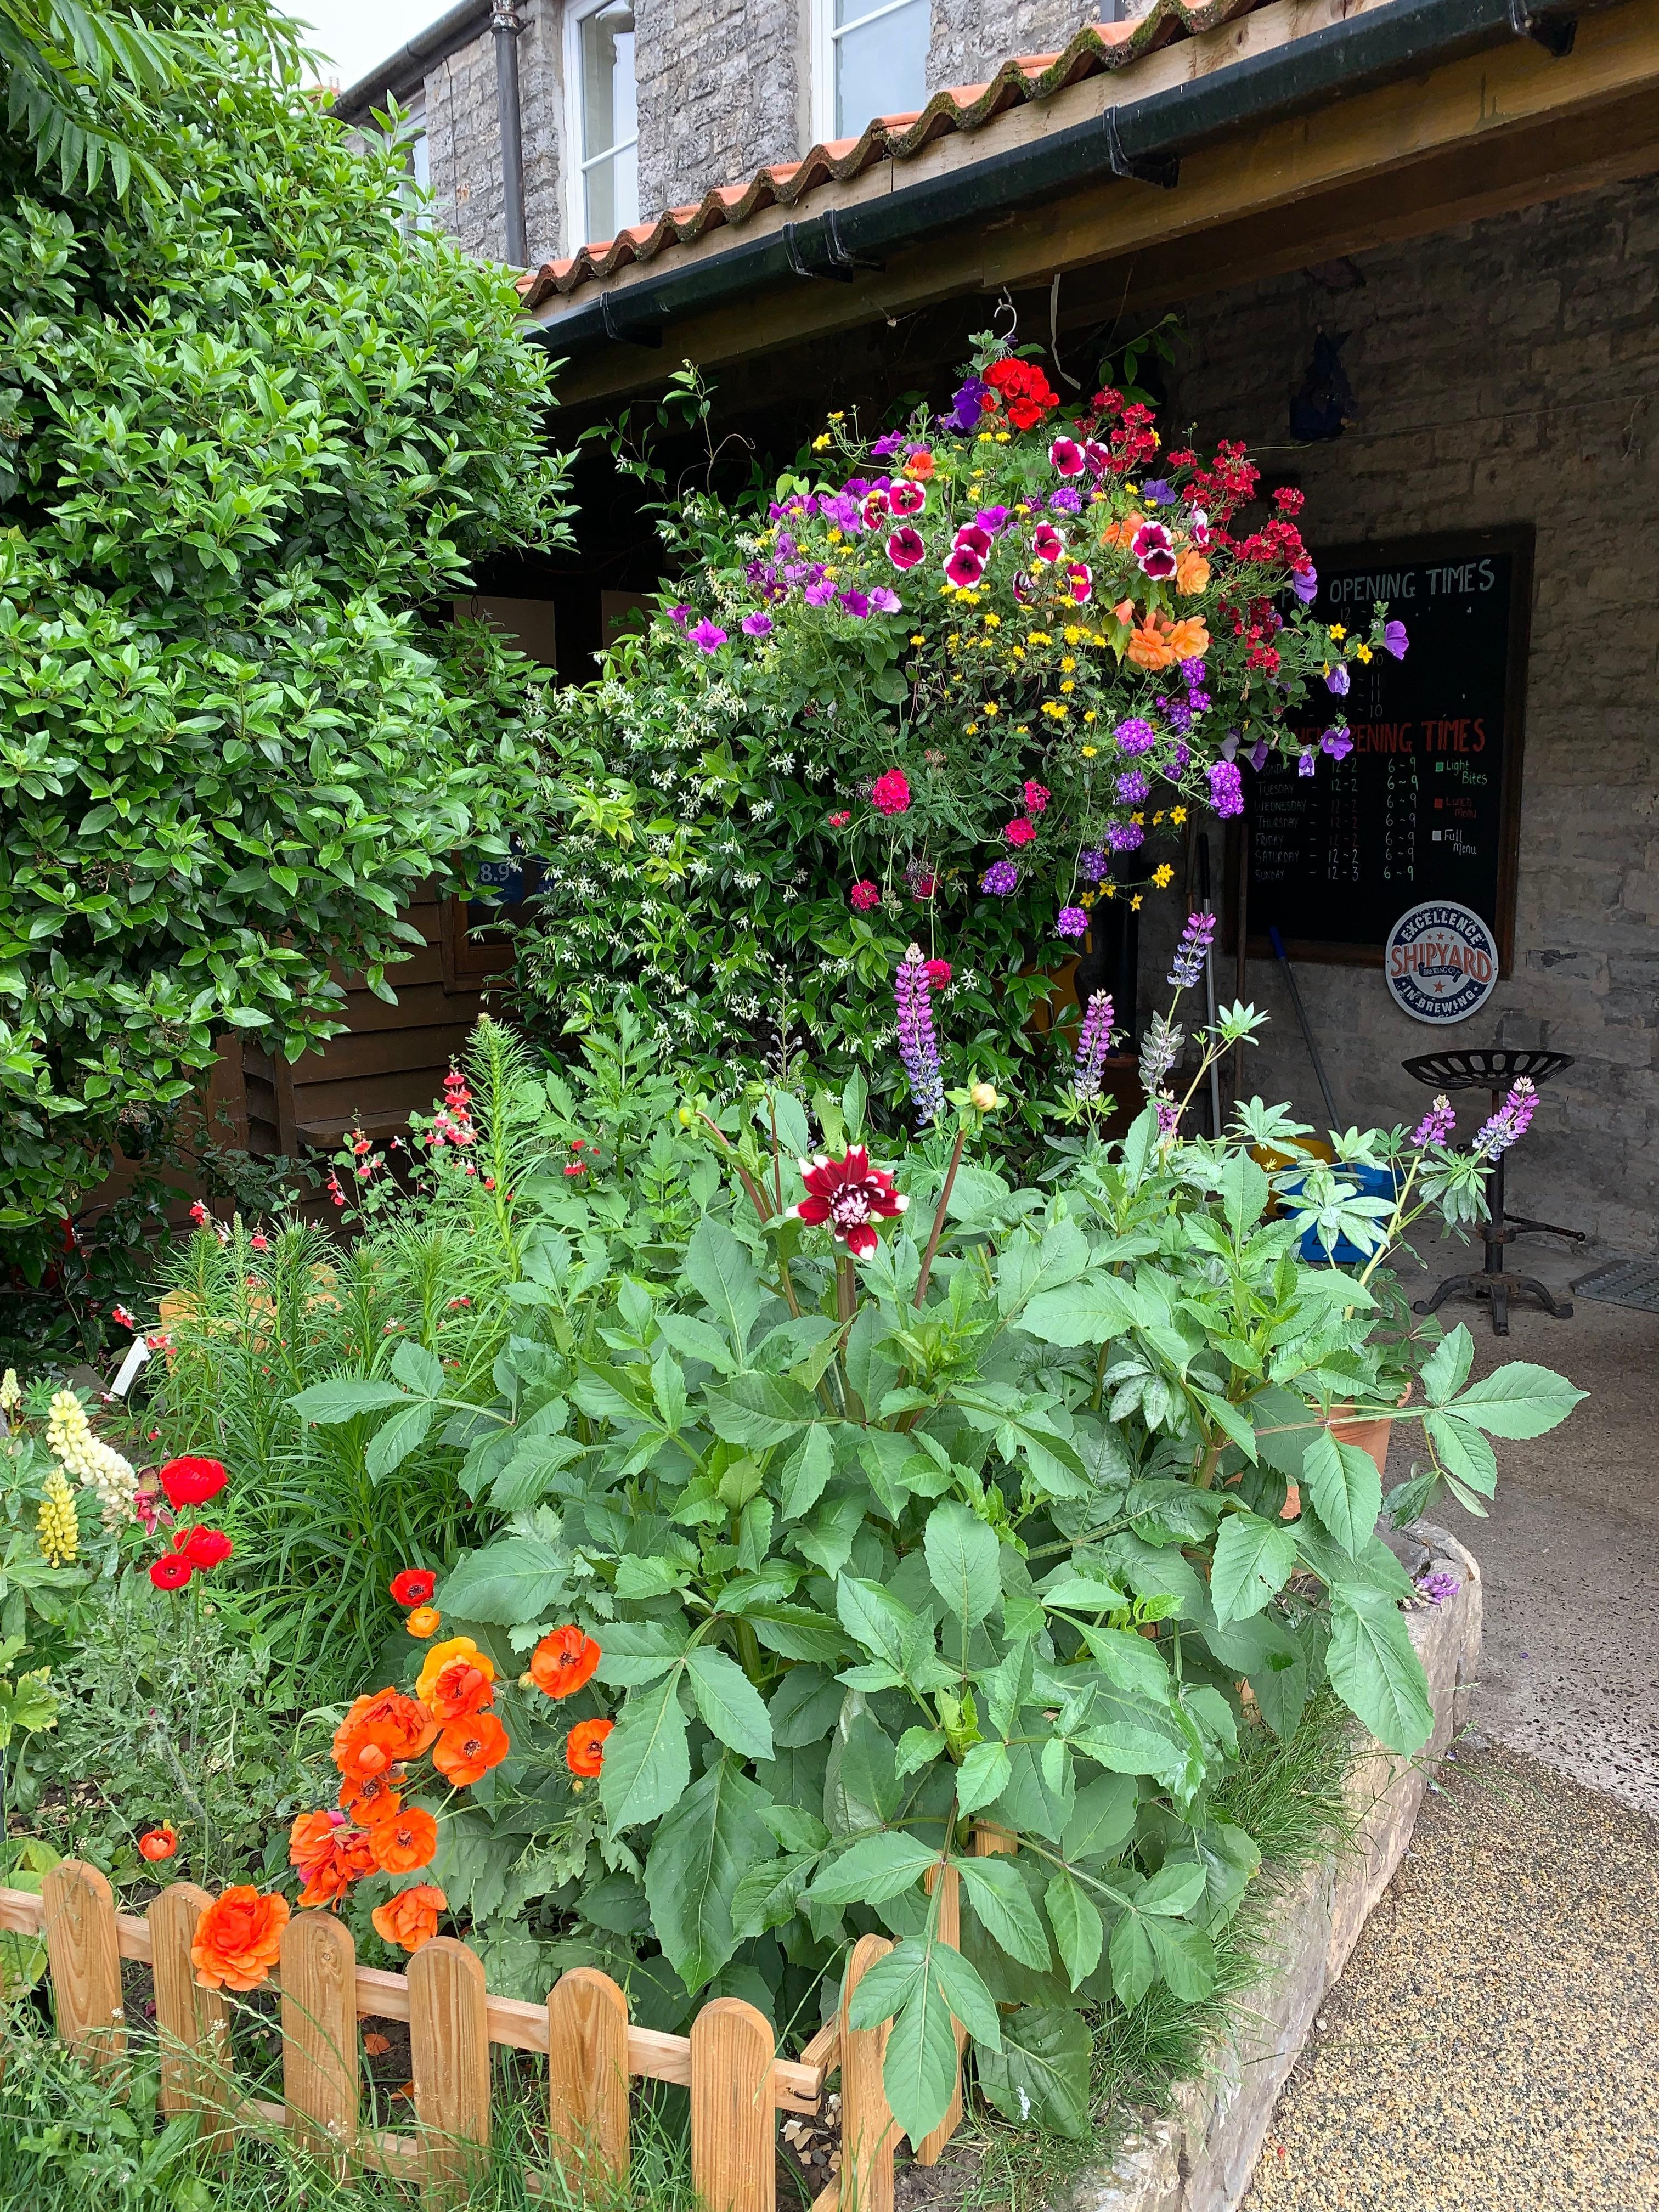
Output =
[
  {"x1": 1041, "y1": 701, "x2": 1067, "y2": 720},
  {"x1": 1356, "y1": 642, "x2": 1373, "y2": 663},
  {"x1": 969, "y1": 1082, "x2": 1003, "y2": 1113},
  {"x1": 1131, "y1": 892, "x2": 1144, "y2": 910},
  {"x1": 995, "y1": 431, "x2": 1010, "y2": 443},
  {"x1": 1328, "y1": 623, "x2": 1347, "y2": 641},
  {"x1": 1101, "y1": 882, "x2": 1116, "y2": 900},
  {"x1": 1063, "y1": 627, "x2": 1082, "y2": 645},
  {"x1": 828, "y1": 410, "x2": 845, "y2": 423},
  {"x1": 812, "y1": 434, "x2": 831, "y2": 452},
  {"x1": 1152, "y1": 810, "x2": 1165, "y2": 825},
  {"x1": 1153, "y1": 864, "x2": 1175, "y2": 888},
  {"x1": 965, "y1": 722, "x2": 979, "y2": 734},
  {"x1": 1080, "y1": 889, "x2": 1096, "y2": 909},
  {"x1": 910, "y1": 634, "x2": 926, "y2": 646},
  {"x1": 983, "y1": 702, "x2": 998, "y2": 717},
  {"x1": 1060, "y1": 679, "x2": 1075, "y2": 694},
  {"x1": 1171, "y1": 806, "x2": 1187, "y2": 824},
  {"x1": 37, "y1": 1467, "x2": 77, "y2": 1566},
  {"x1": 1081, "y1": 744, "x2": 1098, "y2": 758},
  {"x1": 826, "y1": 528, "x2": 843, "y2": 544},
  {"x1": 1026, "y1": 631, "x2": 1052, "y2": 646},
  {"x1": 1010, "y1": 645, "x2": 1025, "y2": 661},
  {"x1": 977, "y1": 433, "x2": 994, "y2": 444},
  {"x1": 1083, "y1": 709, "x2": 1097, "y2": 723},
  {"x1": 983, "y1": 613, "x2": 1001, "y2": 629},
  {"x1": 1060, "y1": 655, "x2": 1076, "y2": 673}
]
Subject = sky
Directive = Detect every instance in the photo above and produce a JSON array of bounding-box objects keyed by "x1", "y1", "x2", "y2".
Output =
[{"x1": 290, "y1": 1, "x2": 447, "y2": 91}]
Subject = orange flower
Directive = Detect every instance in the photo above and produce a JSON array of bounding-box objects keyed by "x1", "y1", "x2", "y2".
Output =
[
  {"x1": 138, "y1": 1825, "x2": 177, "y2": 1863},
  {"x1": 1126, "y1": 618, "x2": 1177, "y2": 671},
  {"x1": 529, "y1": 1626, "x2": 601, "y2": 1701},
  {"x1": 1098, "y1": 514, "x2": 1143, "y2": 549},
  {"x1": 565, "y1": 1718, "x2": 614, "y2": 1778},
  {"x1": 290, "y1": 1811, "x2": 376, "y2": 1907},
  {"x1": 416, "y1": 1637, "x2": 495, "y2": 1721},
  {"x1": 332, "y1": 1689, "x2": 437, "y2": 1784},
  {"x1": 404, "y1": 1605, "x2": 441, "y2": 1639},
  {"x1": 1165, "y1": 615, "x2": 1210, "y2": 659},
  {"x1": 370, "y1": 1806, "x2": 438, "y2": 1875},
  {"x1": 432, "y1": 1711, "x2": 510, "y2": 1788},
  {"x1": 1175, "y1": 550, "x2": 1210, "y2": 595},
  {"x1": 1111, "y1": 597, "x2": 1137, "y2": 626},
  {"x1": 338, "y1": 1768, "x2": 402, "y2": 1827},
  {"x1": 372, "y1": 1883, "x2": 447, "y2": 1955},
  {"x1": 289, "y1": 1809, "x2": 344, "y2": 1877},
  {"x1": 191, "y1": 1886, "x2": 289, "y2": 1991},
  {"x1": 904, "y1": 449, "x2": 934, "y2": 480}
]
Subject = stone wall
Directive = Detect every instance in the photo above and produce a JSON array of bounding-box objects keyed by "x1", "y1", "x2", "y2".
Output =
[
  {"x1": 1164, "y1": 177, "x2": 1659, "y2": 1249},
  {"x1": 635, "y1": 0, "x2": 806, "y2": 224},
  {"x1": 927, "y1": 0, "x2": 1098, "y2": 94},
  {"x1": 422, "y1": 1, "x2": 564, "y2": 270}
]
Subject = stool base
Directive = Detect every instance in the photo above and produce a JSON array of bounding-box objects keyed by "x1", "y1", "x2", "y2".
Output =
[{"x1": 1412, "y1": 1269, "x2": 1574, "y2": 1338}]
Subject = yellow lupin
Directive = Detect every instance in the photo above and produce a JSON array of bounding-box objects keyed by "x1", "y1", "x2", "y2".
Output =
[{"x1": 37, "y1": 1468, "x2": 78, "y2": 1566}]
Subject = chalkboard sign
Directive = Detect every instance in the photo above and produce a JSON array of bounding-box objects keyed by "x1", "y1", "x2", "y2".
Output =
[{"x1": 1244, "y1": 528, "x2": 1531, "y2": 969}]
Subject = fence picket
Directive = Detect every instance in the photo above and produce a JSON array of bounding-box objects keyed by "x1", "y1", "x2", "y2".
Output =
[
  {"x1": 41, "y1": 1860, "x2": 123, "y2": 2075},
  {"x1": 148, "y1": 1883, "x2": 231, "y2": 2147},
  {"x1": 915, "y1": 1863, "x2": 963, "y2": 2166},
  {"x1": 546, "y1": 1965, "x2": 630, "y2": 2193},
  {"x1": 839, "y1": 1933, "x2": 898, "y2": 2212},
  {"x1": 409, "y1": 1936, "x2": 491, "y2": 2203},
  {"x1": 280, "y1": 1909, "x2": 358, "y2": 2162},
  {"x1": 691, "y1": 1996, "x2": 775, "y2": 2212}
]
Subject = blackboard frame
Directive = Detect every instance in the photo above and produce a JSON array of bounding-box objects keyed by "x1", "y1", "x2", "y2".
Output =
[{"x1": 1235, "y1": 524, "x2": 1534, "y2": 975}]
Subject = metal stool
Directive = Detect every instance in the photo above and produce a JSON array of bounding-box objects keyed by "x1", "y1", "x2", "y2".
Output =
[{"x1": 1402, "y1": 1047, "x2": 1583, "y2": 1336}]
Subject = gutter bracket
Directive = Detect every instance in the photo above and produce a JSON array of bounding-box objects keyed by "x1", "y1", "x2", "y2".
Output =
[
  {"x1": 783, "y1": 208, "x2": 884, "y2": 281},
  {"x1": 1103, "y1": 109, "x2": 1180, "y2": 190},
  {"x1": 598, "y1": 289, "x2": 665, "y2": 347},
  {"x1": 1506, "y1": 0, "x2": 1577, "y2": 52}
]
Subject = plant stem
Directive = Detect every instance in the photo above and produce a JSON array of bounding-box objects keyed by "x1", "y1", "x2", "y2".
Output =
[{"x1": 914, "y1": 1126, "x2": 966, "y2": 1308}]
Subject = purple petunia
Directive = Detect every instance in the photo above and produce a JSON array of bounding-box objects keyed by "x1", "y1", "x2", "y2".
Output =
[
  {"x1": 944, "y1": 376, "x2": 989, "y2": 432},
  {"x1": 974, "y1": 505, "x2": 1010, "y2": 534},
  {"x1": 1056, "y1": 906, "x2": 1090, "y2": 939},
  {"x1": 741, "y1": 611, "x2": 774, "y2": 637},
  {"x1": 871, "y1": 430, "x2": 906, "y2": 458},
  {"x1": 1297, "y1": 751, "x2": 1316, "y2": 778},
  {"x1": 803, "y1": 579, "x2": 835, "y2": 606},
  {"x1": 1292, "y1": 565, "x2": 1318, "y2": 605},
  {"x1": 688, "y1": 619, "x2": 727, "y2": 652},
  {"x1": 1326, "y1": 662, "x2": 1351, "y2": 696},
  {"x1": 1248, "y1": 740, "x2": 1271, "y2": 771},
  {"x1": 869, "y1": 586, "x2": 901, "y2": 614},
  {"x1": 838, "y1": 588, "x2": 872, "y2": 619},
  {"x1": 668, "y1": 603, "x2": 691, "y2": 627},
  {"x1": 1321, "y1": 726, "x2": 1353, "y2": 761},
  {"x1": 1208, "y1": 759, "x2": 1245, "y2": 817},
  {"x1": 1114, "y1": 716, "x2": 1157, "y2": 758},
  {"x1": 1383, "y1": 620, "x2": 1409, "y2": 659},
  {"x1": 1141, "y1": 479, "x2": 1176, "y2": 506},
  {"x1": 981, "y1": 859, "x2": 1019, "y2": 897}
]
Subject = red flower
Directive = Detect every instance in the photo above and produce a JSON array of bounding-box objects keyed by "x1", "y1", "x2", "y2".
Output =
[
  {"x1": 953, "y1": 524, "x2": 992, "y2": 559},
  {"x1": 888, "y1": 480, "x2": 926, "y2": 517},
  {"x1": 945, "y1": 547, "x2": 984, "y2": 589},
  {"x1": 849, "y1": 881, "x2": 881, "y2": 912},
  {"x1": 1031, "y1": 523, "x2": 1065, "y2": 565},
  {"x1": 149, "y1": 1555, "x2": 193, "y2": 1592},
  {"x1": 174, "y1": 1526, "x2": 233, "y2": 1571},
  {"x1": 922, "y1": 958, "x2": 951, "y2": 991},
  {"x1": 390, "y1": 1569, "x2": 437, "y2": 1608},
  {"x1": 983, "y1": 357, "x2": 1059, "y2": 430},
  {"x1": 885, "y1": 526, "x2": 925, "y2": 570},
  {"x1": 531, "y1": 1627, "x2": 602, "y2": 1700},
  {"x1": 139, "y1": 1826, "x2": 177, "y2": 1863},
  {"x1": 1005, "y1": 818, "x2": 1036, "y2": 847},
  {"x1": 565, "y1": 1718, "x2": 614, "y2": 1778},
  {"x1": 159, "y1": 1457, "x2": 227, "y2": 1509},
  {"x1": 870, "y1": 770, "x2": 911, "y2": 816},
  {"x1": 111, "y1": 1304, "x2": 138, "y2": 1330},
  {"x1": 828, "y1": 811, "x2": 851, "y2": 828},
  {"x1": 792, "y1": 1148, "x2": 909, "y2": 1260},
  {"x1": 1048, "y1": 436, "x2": 1085, "y2": 476}
]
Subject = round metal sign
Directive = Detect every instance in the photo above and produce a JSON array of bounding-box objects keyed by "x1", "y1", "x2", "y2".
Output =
[{"x1": 1384, "y1": 901, "x2": 1499, "y2": 1024}]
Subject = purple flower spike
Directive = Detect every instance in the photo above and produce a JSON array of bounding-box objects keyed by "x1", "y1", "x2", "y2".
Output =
[
  {"x1": 981, "y1": 859, "x2": 1019, "y2": 897},
  {"x1": 1474, "y1": 1076, "x2": 1537, "y2": 1160},
  {"x1": 1168, "y1": 911, "x2": 1217, "y2": 990},
  {"x1": 1383, "y1": 619, "x2": 1409, "y2": 659},
  {"x1": 895, "y1": 943, "x2": 945, "y2": 1126},
  {"x1": 1412, "y1": 1094, "x2": 1456, "y2": 1149},
  {"x1": 1073, "y1": 992, "x2": 1115, "y2": 1104},
  {"x1": 1056, "y1": 906, "x2": 1090, "y2": 940},
  {"x1": 1207, "y1": 759, "x2": 1244, "y2": 818},
  {"x1": 689, "y1": 619, "x2": 727, "y2": 652}
]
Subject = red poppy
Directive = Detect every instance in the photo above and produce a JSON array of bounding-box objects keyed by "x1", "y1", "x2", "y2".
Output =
[
  {"x1": 370, "y1": 1807, "x2": 438, "y2": 1875},
  {"x1": 338, "y1": 1768, "x2": 402, "y2": 1826},
  {"x1": 149, "y1": 1555, "x2": 193, "y2": 1591},
  {"x1": 390, "y1": 1568, "x2": 437, "y2": 1607},
  {"x1": 139, "y1": 1826, "x2": 177, "y2": 1862},
  {"x1": 159, "y1": 1457, "x2": 227, "y2": 1509},
  {"x1": 431, "y1": 1712, "x2": 510, "y2": 1788},
  {"x1": 173, "y1": 1526, "x2": 233, "y2": 1571},
  {"x1": 792, "y1": 1148, "x2": 908, "y2": 1260},
  {"x1": 332, "y1": 1690, "x2": 438, "y2": 1784},
  {"x1": 529, "y1": 1627, "x2": 601, "y2": 1701},
  {"x1": 565, "y1": 1719, "x2": 614, "y2": 1778}
]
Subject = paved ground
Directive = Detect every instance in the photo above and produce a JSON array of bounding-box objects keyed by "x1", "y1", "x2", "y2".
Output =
[
  {"x1": 1239, "y1": 1233, "x2": 1659, "y2": 2210},
  {"x1": 1241, "y1": 1746, "x2": 1659, "y2": 2211}
]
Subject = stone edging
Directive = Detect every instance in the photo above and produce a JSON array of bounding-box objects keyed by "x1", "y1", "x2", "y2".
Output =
[{"x1": 1060, "y1": 1522, "x2": 1483, "y2": 2212}]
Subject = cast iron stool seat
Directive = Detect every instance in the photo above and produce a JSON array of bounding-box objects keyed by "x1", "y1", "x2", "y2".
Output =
[{"x1": 1402, "y1": 1047, "x2": 1582, "y2": 1336}]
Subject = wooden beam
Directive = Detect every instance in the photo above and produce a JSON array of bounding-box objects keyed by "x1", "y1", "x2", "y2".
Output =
[{"x1": 544, "y1": 0, "x2": 1659, "y2": 409}]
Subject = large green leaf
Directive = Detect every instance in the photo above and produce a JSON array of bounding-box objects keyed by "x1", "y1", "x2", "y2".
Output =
[
  {"x1": 600, "y1": 1671, "x2": 691, "y2": 1832},
  {"x1": 684, "y1": 1218, "x2": 763, "y2": 1354},
  {"x1": 1019, "y1": 1276, "x2": 1138, "y2": 1348},
  {"x1": 923, "y1": 1501, "x2": 1001, "y2": 1626},
  {"x1": 685, "y1": 1647, "x2": 773, "y2": 1760},
  {"x1": 390, "y1": 1339, "x2": 444, "y2": 1397},
  {"x1": 1327, "y1": 1583, "x2": 1434, "y2": 1753},
  {"x1": 780, "y1": 1425, "x2": 836, "y2": 1519},
  {"x1": 1447, "y1": 1362, "x2": 1585, "y2": 1438},
  {"x1": 809, "y1": 1832, "x2": 939, "y2": 1906},
  {"x1": 288, "y1": 1378, "x2": 411, "y2": 1424},
  {"x1": 703, "y1": 1372, "x2": 814, "y2": 1448},
  {"x1": 644, "y1": 1758, "x2": 772, "y2": 1991},
  {"x1": 976, "y1": 2006, "x2": 1092, "y2": 2138},
  {"x1": 957, "y1": 1857, "x2": 1050, "y2": 1971},
  {"x1": 1302, "y1": 1428, "x2": 1383, "y2": 1558},
  {"x1": 1209, "y1": 1510, "x2": 1299, "y2": 1622},
  {"x1": 437, "y1": 1537, "x2": 569, "y2": 1626},
  {"x1": 1044, "y1": 1869, "x2": 1103, "y2": 1989}
]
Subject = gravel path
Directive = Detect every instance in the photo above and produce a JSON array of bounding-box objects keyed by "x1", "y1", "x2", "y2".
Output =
[{"x1": 1241, "y1": 1743, "x2": 1659, "y2": 2211}]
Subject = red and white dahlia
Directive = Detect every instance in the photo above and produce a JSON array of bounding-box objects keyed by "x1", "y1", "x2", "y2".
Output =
[{"x1": 792, "y1": 1149, "x2": 909, "y2": 1259}]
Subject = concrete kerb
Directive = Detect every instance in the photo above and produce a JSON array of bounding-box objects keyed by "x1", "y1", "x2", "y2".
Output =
[{"x1": 1059, "y1": 1522, "x2": 1483, "y2": 2212}]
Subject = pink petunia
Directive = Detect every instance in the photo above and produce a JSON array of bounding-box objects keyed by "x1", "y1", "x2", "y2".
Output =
[
  {"x1": 1049, "y1": 436, "x2": 1085, "y2": 477},
  {"x1": 1130, "y1": 522, "x2": 1176, "y2": 581},
  {"x1": 945, "y1": 546, "x2": 985, "y2": 588},
  {"x1": 887, "y1": 526, "x2": 926, "y2": 570},
  {"x1": 888, "y1": 481, "x2": 926, "y2": 518},
  {"x1": 1032, "y1": 523, "x2": 1065, "y2": 564},
  {"x1": 1066, "y1": 561, "x2": 1093, "y2": 603},
  {"x1": 953, "y1": 524, "x2": 992, "y2": 559}
]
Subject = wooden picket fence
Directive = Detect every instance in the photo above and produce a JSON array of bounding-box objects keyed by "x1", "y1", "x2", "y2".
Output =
[{"x1": 0, "y1": 1854, "x2": 990, "y2": 2210}]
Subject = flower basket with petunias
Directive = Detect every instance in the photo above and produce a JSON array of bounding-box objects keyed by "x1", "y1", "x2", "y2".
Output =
[{"x1": 281, "y1": 980, "x2": 1581, "y2": 2145}]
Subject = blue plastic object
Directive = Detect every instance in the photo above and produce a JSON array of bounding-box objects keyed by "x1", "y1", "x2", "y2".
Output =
[{"x1": 1284, "y1": 1162, "x2": 1402, "y2": 1267}]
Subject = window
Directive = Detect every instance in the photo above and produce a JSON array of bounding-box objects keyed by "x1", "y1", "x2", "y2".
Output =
[
  {"x1": 811, "y1": 0, "x2": 928, "y2": 143},
  {"x1": 566, "y1": 0, "x2": 638, "y2": 245}
]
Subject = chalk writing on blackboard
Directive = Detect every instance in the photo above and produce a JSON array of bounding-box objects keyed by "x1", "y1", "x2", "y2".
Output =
[{"x1": 1244, "y1": 529, "x2": 1530, "y2": 968}]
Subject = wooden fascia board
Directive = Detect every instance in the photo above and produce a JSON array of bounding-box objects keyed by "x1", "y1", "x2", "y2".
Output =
[{"x1": 543, "y1": 0, "x2": 1659, "y2": 409}]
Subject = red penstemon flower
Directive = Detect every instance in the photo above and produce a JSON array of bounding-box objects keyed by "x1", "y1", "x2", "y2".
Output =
[{"x1": 792, "y1": 1149, "x2": 909, "y2": 1260}]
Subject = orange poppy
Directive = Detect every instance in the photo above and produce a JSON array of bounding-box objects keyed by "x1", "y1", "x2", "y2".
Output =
[
  {"x1": 432, "y1": 1711, "x2": 510, "y2": 1788},
  {"x1": 1098, "y1": 515, "x2": 1143, "y2": 549},
  {"x1": 332, "y1": 1689, "x2": 437, "y2": 1783},
  {"x1": 416, "y1": 1637, "x2": 495, "y2": 1721},
  {"x1": 338, "y1": 1768, "x2": 402, "y2": 1827},
  {"x1": 138, "y1": 1825, "x2": 177, "y2": 1863},
  {"x1": 370, "y1": 1806, "x2": 438, "y2": 1875},
  {"x1": 371, "y1": 1883, "x2": 447, "y2": 1955},
  {"x1": 404, "y1": 1605, "x2": 441, "y2": 1639},
  {"x1": 1175, "y1": 550, "x2": 1210, "y2": 595},
  {"x1": 529, "y1": 1626, "x2": 601, "y2": 1701},
  {"x1": 191, "y1": 1886, "x2": 290, "y2": 1991},
  {"x1": 565, "y1": 1718, "x2": 614, "y2": 1778},
  {"x1": 1165, "y1": 614, "x2": 1210, "y2": 660},
  {"x1": 289, "y1": 1809, "x2": 344, "y2": 1877},
  {"x1": 290, "y1": 1812, "x2": 376, "y2": 1907}
]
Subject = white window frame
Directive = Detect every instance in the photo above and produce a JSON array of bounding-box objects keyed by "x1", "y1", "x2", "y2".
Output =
[
  {"x1": 809, "y1": 0, "x2": 927, "y2": 145},
  {"x1": 563, "y1": 0, "x2": 639, "y2": 247}
]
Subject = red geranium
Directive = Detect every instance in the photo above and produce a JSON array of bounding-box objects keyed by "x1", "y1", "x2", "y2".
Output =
[
  {"x1": 159, "y1": 1457, "x2": 227, "y2": 1509},
  {"x1": 792, "y1": 1148, "x2": 908, "y2": 1260},
  {"x1": 983, "y1": 357, "x2": 1059, "y2": 430},
  {"x1": 390, "y1": 1568, "x2": 437, "y2": 1607}
]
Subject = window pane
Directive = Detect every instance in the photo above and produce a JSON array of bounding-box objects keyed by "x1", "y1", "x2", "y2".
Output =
[
  {"x1": 834, "y1": 0, "x2": 927, "y2": 138},
  {"x1": 581, "y1": 2, "x2": 636, "y2": 163}
]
